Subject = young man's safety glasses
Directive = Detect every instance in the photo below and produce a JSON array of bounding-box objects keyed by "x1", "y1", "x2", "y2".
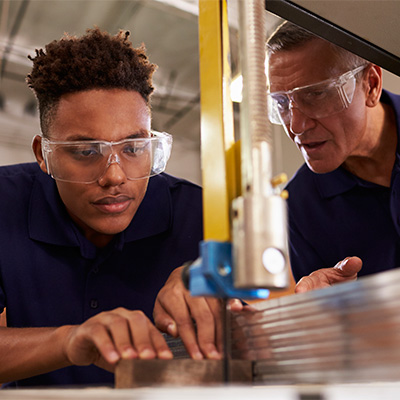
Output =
[{"x1": 39, "y1": 130, "x2": 172, "y2": 184}]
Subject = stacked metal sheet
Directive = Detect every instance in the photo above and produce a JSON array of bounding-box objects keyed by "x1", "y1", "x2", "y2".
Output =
[{"x1": 231, "y1": 267, "x2": 400, "y2": 384}]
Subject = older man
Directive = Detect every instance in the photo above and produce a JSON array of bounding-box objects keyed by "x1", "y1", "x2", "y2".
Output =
[
  {"x1": 153, "y1": 20, "x2": 400, "y2": 358},
  {"x1": 266, "y1": 21, "x2": 400, "y2": 291}
]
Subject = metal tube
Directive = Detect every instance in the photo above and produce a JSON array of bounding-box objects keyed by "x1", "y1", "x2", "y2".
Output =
[
  {"x1": 234, "y1": 0, "x2": 289, "y2": 290},
  {"x1": 239, "y1": 0, "x2": 272, "y2": 196}
]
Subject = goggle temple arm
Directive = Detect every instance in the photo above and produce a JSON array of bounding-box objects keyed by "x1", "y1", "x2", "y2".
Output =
[
  {"x1": 151, "y1": 135, "x2": 173, "y2": 175},
  {"x1": 40, "y1": 137, "x2": 52, "y2": 177},
  {"x1": 337, "y1": 75, "x2": 357, "y2": 109}
]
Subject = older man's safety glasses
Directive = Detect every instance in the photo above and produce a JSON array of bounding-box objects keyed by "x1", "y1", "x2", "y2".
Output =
[
  {"x1": 267, "y1": 64, "x2": 367, "y2": 125},
  {"x1": 39, "y1": 130, "x2": 172, "y2": 184}
]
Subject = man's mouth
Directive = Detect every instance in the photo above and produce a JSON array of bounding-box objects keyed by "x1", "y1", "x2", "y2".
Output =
[
  {"x1": 92, "y1": 195, "x2": 132, "y2": 214},
  {"x1": 300, "y1": 140, "x2": 327, "y2": 152}
]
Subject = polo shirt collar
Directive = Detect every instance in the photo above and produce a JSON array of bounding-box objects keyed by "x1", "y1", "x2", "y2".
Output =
[
  {"x1": 314, "y1": 90, "x2": 400, "y2": 199},
  {"x1": 313, "y1": 168, "x2": 359, "y2": 198},
  {"x1": 29, "y1": 172, "x2": 172, "y2": 251}
]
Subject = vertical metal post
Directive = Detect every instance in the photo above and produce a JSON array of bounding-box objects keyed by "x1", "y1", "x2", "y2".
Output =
[
  {"x1": 198, "y1": 0, "x2": 238, "y2": 243},
  {"x1": 198, "y1": 1, "x2": 238, "y2": 378},
  {"x1": 232, "y1": 0, "x2": 290, "y2": 290}
]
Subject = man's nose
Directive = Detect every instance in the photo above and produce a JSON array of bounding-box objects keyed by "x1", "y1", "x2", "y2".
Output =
[
  {"x1": 289, "y1": 104, "x2": 312, "y2": 136},
  {"x1": 98, "y1": 153, "x2": 127, "y2": 186},
  {"x1": 107, "y1": 152, "x2": 121, "y2": 168}
]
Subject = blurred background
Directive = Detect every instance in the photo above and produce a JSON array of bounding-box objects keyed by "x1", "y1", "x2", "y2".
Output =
[{"x1": 1, "y1": 0, "x2": 400, "y2": 186}]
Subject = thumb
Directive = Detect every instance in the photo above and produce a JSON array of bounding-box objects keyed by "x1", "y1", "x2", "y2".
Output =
[
  {"x1": 333, "y1": 256, "x2": 363, "y2": 277},
  {"x1": 227, "y1": 298, "x2": 244, "y2": 312}
]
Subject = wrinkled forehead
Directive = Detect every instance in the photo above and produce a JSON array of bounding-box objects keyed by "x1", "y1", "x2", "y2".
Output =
[{"x1": 267, "y1": 40, "x2": 343, "y2": 93}]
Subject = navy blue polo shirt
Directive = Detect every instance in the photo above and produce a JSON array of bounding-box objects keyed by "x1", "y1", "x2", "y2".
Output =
[
  {"x1": 286, "y1": 90, "x2": 400, "y2": 282},
  {"x1": 0, "y1": 163, "x2": 203, "y2": 387}
]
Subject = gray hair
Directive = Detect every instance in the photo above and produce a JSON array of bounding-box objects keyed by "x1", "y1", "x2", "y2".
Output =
[{"x1": 267, "y1": 21, "x2": 369, "y2": 72}]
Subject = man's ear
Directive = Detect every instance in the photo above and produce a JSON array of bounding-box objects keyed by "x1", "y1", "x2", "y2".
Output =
[
  {"x1": 32, "y1": 135, "x2": 48, "y2": 174},
  {"x1": 364, "y1": 64, "x2": 382, "y2": 107}
]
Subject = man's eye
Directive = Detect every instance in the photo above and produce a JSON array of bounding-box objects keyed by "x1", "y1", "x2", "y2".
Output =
[
  {"x1": 302, "y1": 86, "x2": 335, "y2": 103},
  {"x1": 305, "y1": 90, "x2": 326, "y2": 100},
  {"x1": 123, "y1": 142, "x2": 148, "y2": 156},
  {"x1": 68, "y1": 146, "x2": 101, "y2": 159},
  {"x1": 273, "y1": 95, "x2": 289, "y2": 110},
  {"x1": 81, "y1": 149, "x2": 98, "y2": 156}
]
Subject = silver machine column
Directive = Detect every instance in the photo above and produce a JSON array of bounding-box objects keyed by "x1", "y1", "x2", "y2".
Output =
[{"x1": 232, "y1": 0, "x2": 290, "y2": 290}]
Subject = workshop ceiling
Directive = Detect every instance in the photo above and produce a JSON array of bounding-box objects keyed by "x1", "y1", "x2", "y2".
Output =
[
  {"x1": 0, "y1": 0, "x2": 283, "y2": 157},
  {"x1": 0, "y1": 0, "x2": 205, "y2": 148}
]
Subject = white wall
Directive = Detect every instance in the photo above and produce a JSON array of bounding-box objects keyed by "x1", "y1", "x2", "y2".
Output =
[
  {"x1": 383, "y1": 69, "x2": 400, "y2": 95},
  {"x1": 165, "y1": 137, "x2": 201, "y2": 185},
  {"x1": 0, "y1": 108, "x2": 38, "y2": 166}
]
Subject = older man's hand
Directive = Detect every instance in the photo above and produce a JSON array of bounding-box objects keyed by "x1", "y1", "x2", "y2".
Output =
[{"x1": 295, "y1": 256, "x2": 363, "y2": 293}]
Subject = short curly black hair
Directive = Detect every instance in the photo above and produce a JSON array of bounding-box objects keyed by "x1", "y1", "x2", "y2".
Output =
[{"x1": 26, "y1": 27, "x2": 157, "y2": 135}]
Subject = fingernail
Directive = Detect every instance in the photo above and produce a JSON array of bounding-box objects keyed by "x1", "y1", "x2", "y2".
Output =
[
  {"x1": 192, "y1": 351, "x2": 204, "y2": 360},
  {"x1": 108, "y1": 351, "x2": 120, "y2": 363},
  {"x1": 338, "y1": 258, "x2": 349, "y2": 270},
  {"x1": 159, "y1": 350, "x2": 173, "y2": 359},
  {"x1": 139, "y1": 349, "x2": 155, "y2": 359},
  {"x1": 167, "y1": 322, "x2": 177, "y2": 337},
  {"x1": 227, "y1": 300, "x2": 241, "y2": 311},
  {"x1": 207, "y1": 350, "x2": 221, "y2": 360},
  {"x1": 121, "y1": 348, "x2": 137, "y2": 359}
]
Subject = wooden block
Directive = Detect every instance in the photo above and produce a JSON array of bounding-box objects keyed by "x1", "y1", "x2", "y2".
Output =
[{"x1": 115, "y1": 359, "x2": 253, "y2": 388}]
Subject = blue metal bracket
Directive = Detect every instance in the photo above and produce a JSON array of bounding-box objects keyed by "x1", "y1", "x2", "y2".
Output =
[{"x1": 188, "y1": 240, "x2": 270, "y2": 299}]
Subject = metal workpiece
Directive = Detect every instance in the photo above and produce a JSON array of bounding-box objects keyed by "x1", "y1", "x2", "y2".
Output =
[
  {"x1": 232, "y1": 193, "x2": 289, "y2": 290},
  {"x1": 230, "y1": 267, "x2": 400, "y2": 384},
  {"x1": 109, "y1": 269, "x2": 400, "y2": 390},
  {"x1": 115, "y1": 359, "x2": 253, "y2": 388},
  {"x1": 113, "y1": 268, "x2": 400, "y2": 388}
]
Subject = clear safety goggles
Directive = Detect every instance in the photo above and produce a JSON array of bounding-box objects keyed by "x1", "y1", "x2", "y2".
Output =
[
  {"x1": 40, "y1": 130, "x2": 172, "y2": 184},
  {"x1": 267, "y1": 64, "x2": 367, "y2": 125}
]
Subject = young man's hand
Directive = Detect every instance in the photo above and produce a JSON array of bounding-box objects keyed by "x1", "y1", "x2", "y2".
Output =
[
  {"x1": 153, "y1": 266, "x2": 243, "y2": 360},
  {"x1": 62, "y1": 308, "x2": 173, "y2": 372},
  {"x1": 0, "y1": 308, "x2": 172, "y2": 383}
]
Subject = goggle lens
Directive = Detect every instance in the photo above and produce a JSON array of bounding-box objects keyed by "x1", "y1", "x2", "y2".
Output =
[
  {"x1": 267, "y1": 65, "x2": 366, "y2": 125},
  {"x1": 41, "y1": 131, "x2": 172, "y2": 183}
]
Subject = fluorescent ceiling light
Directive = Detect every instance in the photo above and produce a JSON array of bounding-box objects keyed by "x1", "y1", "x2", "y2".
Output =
[{"x1": 230, "y1": 74, "x2": 243, "y2": 103}]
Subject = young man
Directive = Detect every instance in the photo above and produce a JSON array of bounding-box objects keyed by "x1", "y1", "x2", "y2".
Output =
[
  {"x1": 266, "y1": 21, "x2": 400, "y2": 291},
  {"x1": 0, "y1": 28, "x2": 202, "y2": 387}
]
